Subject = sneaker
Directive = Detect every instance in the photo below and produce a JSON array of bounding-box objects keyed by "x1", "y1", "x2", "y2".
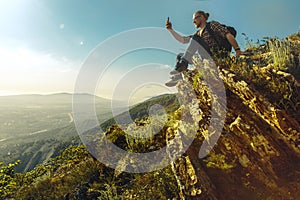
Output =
[
  {"x1": 165, "y1": 79, "x2": 179, "y2": 87},
  {"x1": 165, "y1": 74, "x2": 182, "y2": 87},
  {"x1": 169, "y1": 58, "x2": 188, "y2": 75}
]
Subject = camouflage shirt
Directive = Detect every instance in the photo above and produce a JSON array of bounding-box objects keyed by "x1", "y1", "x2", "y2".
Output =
[{"x1": 186, "y1": 21, "x2": 230, "y2": 50}]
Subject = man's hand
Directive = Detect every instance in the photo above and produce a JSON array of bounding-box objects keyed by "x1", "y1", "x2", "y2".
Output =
[
  {"x1": 236, "y1": 49, "x2": 248, "y2": 57},
  {"x1": 236, "y1": 49, "x2": 242, "y2": 57},
  {"x1": 166, "y1": 20, "x2": 172, "y2": 30}
]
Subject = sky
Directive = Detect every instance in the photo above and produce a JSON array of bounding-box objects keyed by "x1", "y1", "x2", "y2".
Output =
[{"x1": 0, "y1": 0, "x2": 299, "y2": 103}]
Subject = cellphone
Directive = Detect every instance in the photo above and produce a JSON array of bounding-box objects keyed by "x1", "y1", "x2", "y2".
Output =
[{"x1": 167, "y1": 17, "x2": 169, "y2": 23}]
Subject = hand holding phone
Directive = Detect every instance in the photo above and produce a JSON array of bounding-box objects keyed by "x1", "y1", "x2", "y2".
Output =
[{"x1": 166, "y1": 17, "x2": 172, "y2": 30}]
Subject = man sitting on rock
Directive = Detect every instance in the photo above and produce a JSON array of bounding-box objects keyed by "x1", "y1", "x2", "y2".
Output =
[{"x1": 165, "y1": 10, "x2": 245, "y2": 87}]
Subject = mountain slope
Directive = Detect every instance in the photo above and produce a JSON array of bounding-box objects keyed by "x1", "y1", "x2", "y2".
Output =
[
  {"x1": 1, "y1": 32, "x2": 300, "y2": 199},
  {"x1": 168, "y1": 32, "x2": 300, "y2": 199}
]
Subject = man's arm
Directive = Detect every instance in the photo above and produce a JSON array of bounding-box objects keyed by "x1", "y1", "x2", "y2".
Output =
[
  {"x1": 166, "y1": 21, "x2": 190, "y2": 44},
  {"x1": 169, "y1": 29, "x2": 191, "y2": 44},
  {"x1": 226, "y1": 33, "x2": 243, "y2": 56},
  {"x1": 210, "y1": 21, "x2": 245, "y2": 56}
]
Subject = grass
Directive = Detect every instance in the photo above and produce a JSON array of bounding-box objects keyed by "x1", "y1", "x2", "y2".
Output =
[
  {"x1": 266, "y1": 37, "x2": 295, "y2": 71},
  {"x1": 214, "y1": 35, "x2": 300, "y2": 112}
]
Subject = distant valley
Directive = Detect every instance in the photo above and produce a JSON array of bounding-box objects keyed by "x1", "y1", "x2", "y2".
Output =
[
  {"x1": 0, "y1": 93, "x2": 178, "y2": 172},
  {"x1": 0, "y1": 93, "x2": 116, "y2": 172}
]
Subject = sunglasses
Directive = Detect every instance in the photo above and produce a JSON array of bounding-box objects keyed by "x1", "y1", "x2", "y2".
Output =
[{"x1": 193, "y1": 15, "x2": 201, "y2": 21}]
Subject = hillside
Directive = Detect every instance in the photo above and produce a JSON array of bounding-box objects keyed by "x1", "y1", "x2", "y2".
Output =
[
  {"x1": 0, "y1": 93, "x2": 178, "y2": 173},
  {"x1": 0, "y1": 93, "x2": 115, "y2": 173},
  {"x1": 1, "y1": 32, "x2": 300, "y2": 199},
  {"x1": 99, "y1": 93, "x2": 179, "y2": 131}
]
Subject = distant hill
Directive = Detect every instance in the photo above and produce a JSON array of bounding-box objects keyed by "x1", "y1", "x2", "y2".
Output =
[
  {"x1": 100, "y1": 93, "x2": 179, "y2": 131},
  {"x1": 0, "y1": 93, "x2": 114, "y2": 172},
  {"x1": 0, "y1": 92, "x2": 179, "y2": 173},
  {"x1": 0, "y1": 93, "x2": 111, "y2": 106},
  {"x1": 0, "y1": 93, "x2": 114, "y2": 139}
]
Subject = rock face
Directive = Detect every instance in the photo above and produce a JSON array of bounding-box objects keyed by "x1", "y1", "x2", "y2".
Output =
[
  {"x1": 167, "y1": 55, "x2": 300, "y2": 200},
  {"x1": 93, "y1": 35, "x2": 300, "y2": 199}
]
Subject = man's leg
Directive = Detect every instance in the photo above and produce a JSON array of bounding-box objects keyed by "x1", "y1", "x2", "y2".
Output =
[
  {"x1": 165, "y1": 53, "x2": 185, "y2": 87},
  {"x1": 165, "y1": 73, "x2": 183, "y2": 87},
  {"x1": 170, "y1": 35, "x2": 212, "y2": 75},
  {"x1": 166, "y1": 35, "x2": 212, "y2": 87},
  {"x1": 181, "y1": 34, "x2": 212, "y2": 63}
]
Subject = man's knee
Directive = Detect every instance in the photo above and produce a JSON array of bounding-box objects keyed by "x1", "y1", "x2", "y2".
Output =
[
  {"x1": 192, "y1": 34, "x2": 211, "y2": 53},
  {"x1": 176, "y1": 53, "x2": 184, "y2": 63}
]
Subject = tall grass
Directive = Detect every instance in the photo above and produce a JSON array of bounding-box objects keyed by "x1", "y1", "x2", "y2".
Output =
[
  {"x1": 266, "y1": 37, "x2": 295, "y2": 71},
  {"x1": 216, "y1": 35, "x2": 299, "y2": 111}
]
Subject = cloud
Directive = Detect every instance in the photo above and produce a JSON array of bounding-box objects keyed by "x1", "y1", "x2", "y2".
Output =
[
  {"x1": 0, "y1": 47, "x2": 79, "y2": 95},
  {"x1": 158, "y1": 64, "x2": 171, "y2": 70}
]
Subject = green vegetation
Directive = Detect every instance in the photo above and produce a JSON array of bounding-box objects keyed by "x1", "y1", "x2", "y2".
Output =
[
  {"x1": 267, "y1": 37, "x2": 295, "y2": 71},
  {"x1": 100, "y1": 93, "x2": 179, "y2": 131},
  {"x1": 1, "y1": 146, "x2": 179, "y2": 199},
  {"x1": 0, "y1": 160, "x2": 20, "y2": 199},
  {"x1": 217, "y1": 33, "x2": 300, "y2": 113}
]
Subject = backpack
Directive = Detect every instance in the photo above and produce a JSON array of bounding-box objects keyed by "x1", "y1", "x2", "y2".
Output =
[{"x1": 205, "y1": 22, "x2": 237, "y2": 52}]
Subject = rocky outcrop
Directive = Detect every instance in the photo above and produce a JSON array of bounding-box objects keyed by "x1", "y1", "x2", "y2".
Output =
[{"x1": 168, "y1": 56, "x2": 300, "y2": 200}]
